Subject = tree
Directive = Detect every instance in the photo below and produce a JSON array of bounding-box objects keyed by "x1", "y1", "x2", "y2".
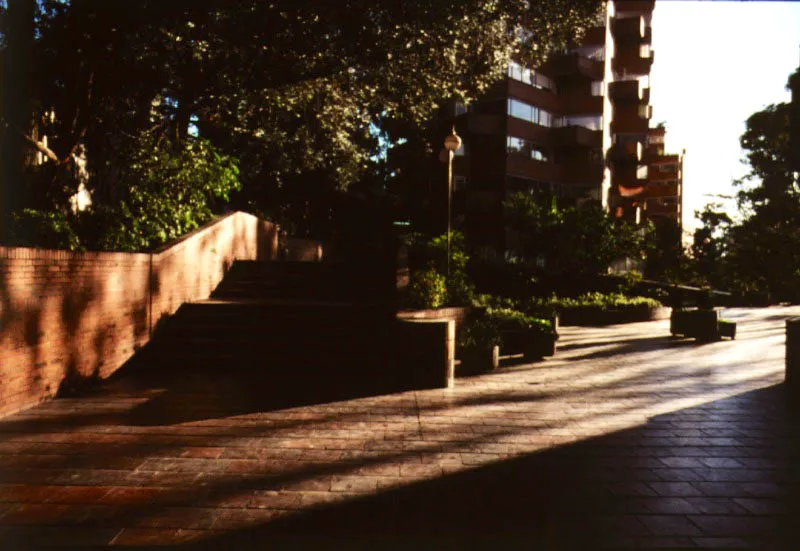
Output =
[
  {"x1": 690, "y1": 87, "x2": 800, "y2": 303},
  {"x1": 1, "y1": 0, "x2": 602, "y2": 246},
  {"x1": 690, "y1": 203, "x2": 732, "y2": 288},
  {"x1": 503, "y1": 192, "x2": 651, "y2": 292}
]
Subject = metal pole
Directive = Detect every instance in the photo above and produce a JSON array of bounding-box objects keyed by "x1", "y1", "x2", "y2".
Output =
[{"x1": 447, "y1": 149, "x2": 453, "y2": 278}]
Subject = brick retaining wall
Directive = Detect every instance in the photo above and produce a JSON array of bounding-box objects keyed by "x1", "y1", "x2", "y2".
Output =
[{"x1": 0, "y1": 212, "x2": 278, "y2": 417}]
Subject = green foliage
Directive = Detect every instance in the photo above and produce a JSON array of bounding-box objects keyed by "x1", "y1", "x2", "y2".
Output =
[
  {"x1": 90, "y1": 134, "x2": 240, "y2": 251},
  {"x1": 689, "y1": 96, "x2": 800, "y2": 303},
  {"x1": 407, "y1": 230, "x2": 475, "y2": 306},
  {"x1": 8, "y1": 0, "x2": 601, "y2": 243},
  {"x1": 619, "y1": 269, "x2": 643, "y2": 294},
  {"x1": 8, "y1": 133, "x2": 240, "y2": 252},
  {"x1": 458, "y1": 317, "x2": 501, "y2": 351},
  {"x1": 486, "y1": 307, "x2": 553, "y2": 334},
  {"x1": 503, "y1": 193, "x2": 651, "y2": 285},
  {"x1": 10, "y1": 208, "x2": 82, "y2": 250},
  {"x1": 408, "y1": 268, "x2": 448, "y2": 309},
  {"x1": 527, "y1": 292, "x2": 662, "y2": 316}
]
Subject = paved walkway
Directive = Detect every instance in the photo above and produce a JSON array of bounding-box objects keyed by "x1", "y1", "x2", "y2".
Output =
[{"x1": 1, "y1": 307, "x2": 799, "y2": 549}]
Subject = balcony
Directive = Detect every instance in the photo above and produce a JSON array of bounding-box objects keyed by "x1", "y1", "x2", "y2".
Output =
[
  {"x1": 580, "y1": 26, "x2": 606, "y2": 47},
  {"x1": 643, "y1": 183, "x2": 680, "y2": 198},
  {"x1": 507, "y1": 80, "x2": 561, "y2": 113},
  {"x1": 615, "y1": 0, "x2": 655, "y2": 13},
  {"x1": 646, "y1": 201, "x2": 680, "y2": 216},
  {"x1": 612, "y1": 165, "x2": 647, "y2": 190},
  {"x1": 611, "y1": 16, "x2": 645, "y2": 42},
  {"x1": 506, "y1": 156, "x2": 562, "y2": 181},
  {"x1": 611, "y1": 108, "x2": 649, "y2": 134},
  {"x1": 608, "y1": 141, "x2": 642, "y2": 163},
  {"x1": 648, "y1": 169, "x2": 679, "y2": 183},
  {"x1": 608, "y1": 80, "x2": 649, "y2": 104},
  {"x1": 561, "y1": 94, "x2": 603, "y2": 116},
  {"x1": 562, "y1": 163, "x2": 604, "y2": 184},
  {"x1": 507, "y1": 117, "x2": 552, "y2": 145},
  {"x1": 612, "y1": 50, "x2": 654, "y2": 76},
  {"x1": 545, "y1": 53, "x2": 604, "y2": 80},
  {"x1": 551, "y1": 125, "x2": 602, "y2": 148}
]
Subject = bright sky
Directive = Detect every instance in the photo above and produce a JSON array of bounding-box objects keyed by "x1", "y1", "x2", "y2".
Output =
[{"x1": 649, "y1": 0, "x2": 800, "y2": 236}]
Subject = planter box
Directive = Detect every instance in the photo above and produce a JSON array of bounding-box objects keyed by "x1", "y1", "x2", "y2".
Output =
[
  {"x1": 459, "y1": 345, "x2": 500, "y2": 374},
  {"x1": 671, "y1": 309, "x2": 736, "y2": 342},
  {"x1": 501, "y1": 329, "x2": 556, "y2": 360}
]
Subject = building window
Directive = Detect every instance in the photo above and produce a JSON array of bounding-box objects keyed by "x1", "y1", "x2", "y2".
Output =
[
  {"x1": 532, "y1": 71, "x2": 554, "y2": 91},
  {"x1": 556, "y1": 115, "x2": 602, "y2": 131},
  {"x1": 507, "y1": 99, "x2": 555, "y2": 127},
  {"x1": 591, "y1": 81, "x2": 604, "y2": 97},
  {"x1": 507, "y1": 61, "x2": 554, "y2": 91},
  {"x1": 507, "y1": 136, "x2": 549, "y2": 162}
]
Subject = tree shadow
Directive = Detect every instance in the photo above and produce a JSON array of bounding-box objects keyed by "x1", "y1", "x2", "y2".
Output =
[{"x1": 177, "y1": 384, "x2": 800, "y2": 551}]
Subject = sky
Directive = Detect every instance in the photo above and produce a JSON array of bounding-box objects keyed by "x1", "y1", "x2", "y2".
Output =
[{"x1": 649, "y1": 0, "x2": 800, "y2": 236}]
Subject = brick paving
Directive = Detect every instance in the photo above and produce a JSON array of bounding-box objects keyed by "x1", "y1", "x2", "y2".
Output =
[{"x1": 0, "y1": 306, "x2": 799, "y2": 549}]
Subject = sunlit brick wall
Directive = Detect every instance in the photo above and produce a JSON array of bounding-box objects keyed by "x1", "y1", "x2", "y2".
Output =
[{"x1": 0, "y1": 212, "x2": 278, "y2": 417}]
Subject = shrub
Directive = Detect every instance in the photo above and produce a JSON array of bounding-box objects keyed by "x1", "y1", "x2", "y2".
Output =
[
  {"x1": 408, "y1": 268, "x2": 447, "y2": 309},
  {"x1": 487, "y1": 307, "x2": 553, "y2": 335},
  {"x1": 527, "y1": 292, "x2": 661, "y2": 316},
  {"x1": 445, "y1": 271, "x2": 476, "y2": 306},
  {"x1": 458, "y1": 317, "x2": 501, "y2": 351}
]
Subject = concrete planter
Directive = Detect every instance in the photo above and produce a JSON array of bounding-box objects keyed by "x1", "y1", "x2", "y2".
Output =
[
  {"x1": 459, "y1": 345, "x2": 500, "y2": 374},
  {"x1": 501, "y1": 329, "x2": 557, "y2": 360},
  {"x1": 671, "y1": 309, "x2": 736, "y2": 342}
]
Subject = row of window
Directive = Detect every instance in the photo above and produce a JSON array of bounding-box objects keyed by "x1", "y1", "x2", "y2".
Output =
[
  {"x1": 508, "y1": 61, "x2": 604, "y2": 99},
  {"x1": 507, "y1": 62, "x2": 555, "y2": 91},
  {"x1": 507, "y1": 137, "x2": 549, "y2": 162},
  {"x1": 507, "y1": 99, "x2": 603, "y2": 131}
]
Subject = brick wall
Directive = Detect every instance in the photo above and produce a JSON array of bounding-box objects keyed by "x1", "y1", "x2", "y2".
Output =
[{"x1": 0, "y1": 212, "x2": 277, "y2": 417}]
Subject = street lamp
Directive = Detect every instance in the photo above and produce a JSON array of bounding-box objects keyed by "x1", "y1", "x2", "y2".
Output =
[{"x1": 442, "y1": 126, "x2": 462, "y2": 277}]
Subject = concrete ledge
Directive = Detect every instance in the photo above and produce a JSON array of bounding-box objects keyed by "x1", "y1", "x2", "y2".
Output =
[{"x1": 559, "y1": 306, "x2": 670, "y2": 326}]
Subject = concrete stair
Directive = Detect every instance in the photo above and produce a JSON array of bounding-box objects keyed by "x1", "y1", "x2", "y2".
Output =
[{"x1": 140, "y1": 261, "x2": 395, "y2": 377}]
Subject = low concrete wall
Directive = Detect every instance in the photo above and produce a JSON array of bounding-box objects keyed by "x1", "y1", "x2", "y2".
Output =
[
  {"x1": 0, "y1": 212, "x2": 277, "y2": 417},
  {"x1": 395, "y1": 319, "x2": 455, "y2": 389}
]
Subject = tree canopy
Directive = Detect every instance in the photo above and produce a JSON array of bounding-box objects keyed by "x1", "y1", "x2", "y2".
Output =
[
  {"x1": 1, "y1": 0, "x2": 602, "y2": 247},
  {"x1": 689, "y1": 75, "x2": 800, "y2": 303}
]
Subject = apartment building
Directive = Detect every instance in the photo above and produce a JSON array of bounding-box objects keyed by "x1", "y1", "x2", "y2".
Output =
[{"x1": 442, "y1": 0, "x2": 683, "y2": 252}]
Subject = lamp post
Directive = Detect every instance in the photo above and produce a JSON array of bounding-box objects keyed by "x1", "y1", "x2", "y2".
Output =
[{"x1": 442, "y1": 126, "x2": 462, "y2": 277}]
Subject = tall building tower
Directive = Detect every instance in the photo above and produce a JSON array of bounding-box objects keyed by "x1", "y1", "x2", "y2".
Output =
[{"x1": 439, "y1": 0, "x2": 683, "y2": 255}]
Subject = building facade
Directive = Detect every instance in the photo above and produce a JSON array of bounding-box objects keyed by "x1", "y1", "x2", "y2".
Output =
[{"x1": 443, "y1": 0, "x2": 683, "y2": 254}]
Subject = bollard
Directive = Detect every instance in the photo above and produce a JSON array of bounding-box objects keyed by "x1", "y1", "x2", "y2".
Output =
[{"x1": 787, "y1": 318, "x2": 800, "y2": 393}]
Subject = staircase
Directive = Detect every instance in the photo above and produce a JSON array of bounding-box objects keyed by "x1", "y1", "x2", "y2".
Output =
[{"x1": 127, "y1": 260, "x2": 399, "y2": 415}]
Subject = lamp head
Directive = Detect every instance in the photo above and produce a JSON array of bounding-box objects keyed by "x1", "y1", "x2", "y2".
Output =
[{"x1": 443, "y1": 126, "x2": 462, "y2": 152}]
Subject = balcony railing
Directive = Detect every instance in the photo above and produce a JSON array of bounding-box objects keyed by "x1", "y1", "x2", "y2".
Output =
[
  {"x1": 611, "y1": 109, "x2": 649, "y2": 134},
  {"x1": 551, "y1": 125, "x2": 602, "y2": 148},
  {"x1": 612, "y1": 50, "x2": 654, "y2": 76},
  {"x1": 643, "y1": 184, "x2": 680, "y2": 198},
  {"x1": 561, "y1": 94, "x2": 604, "y2": 115},
  {"x1": 608, "y1": 80, "x2": 650, "y2": 104},
  {"x1": 616, "y1": 0, "x2": 655, "y2": 12},
  {"x1": 645, "y1": 202, "x2": 680, "y2": 216},
  {"x1": 608, "y1": 141, "x2": 642, "y2": 163},
  {"x1": 545, "y1": 53, "x2": 604, "y2": 80}
]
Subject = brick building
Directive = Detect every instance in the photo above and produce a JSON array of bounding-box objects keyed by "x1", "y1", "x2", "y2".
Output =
[{"x1": 441, "y1": 0, "x2": 684, "y2": 254}]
